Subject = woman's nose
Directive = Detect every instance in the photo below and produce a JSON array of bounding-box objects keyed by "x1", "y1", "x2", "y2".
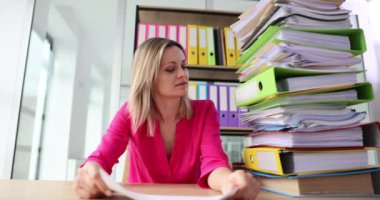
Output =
[{"x1": 177, "y1": 67, "x2": 187, "y2": 77}]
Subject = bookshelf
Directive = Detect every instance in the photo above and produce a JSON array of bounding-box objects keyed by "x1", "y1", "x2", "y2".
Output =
[{"x1": 134, "y1": 5, "x2": 253, "y2": 136}]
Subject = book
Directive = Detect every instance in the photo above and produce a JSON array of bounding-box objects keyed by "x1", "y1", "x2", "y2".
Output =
[
  {"x1": 252, "y1": 168, "x2": 380, "y2": 197},
  {"x1": 243, "y1": 147, "x2": 378, "y2": 175},
  {"x1": 99, "y1": 169, "x2": 238, "y2": 200}
]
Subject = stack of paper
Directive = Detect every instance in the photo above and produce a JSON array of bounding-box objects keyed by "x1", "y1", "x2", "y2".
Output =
[
  {"x1": 235, "y1": 67, "x2": 373, "y2": 108},
  {"x1": 235, "y1": 26, "x2": 366, "y2": 82},
  {"x1": 247, "y1": 126, "x2": 364, "y2": 148},
  {"x1": 246, "y1": 122, "x2": 380, "y2": 148},
  {"x1": 238, "y1": 42, "x2": 361, "y2": 82},
  {"x1": 231, "y1": 0, "x2": 350, "y2": 50},
  {"x1": 244, "y1": 102, "x2": 377, "y2": 132},
  {"x1": 240, "y1": 105, "x2": 366, "y2": 131},
  {"x1": 229, "y1": 0, "x2": 380, "y2": 198}
]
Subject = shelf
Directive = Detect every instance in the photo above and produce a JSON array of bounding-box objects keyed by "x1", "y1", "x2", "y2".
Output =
[
  {"x1": 188, "y1": 65, "x2": 240, "y2": 82},
  {"x1": 136, "y1": 6, "x2": 242, "y2": 83},
  {"x1": 137, "y1": 6, "x2": 240, "y2": 27},
  {"x1": 220, "y1": 127, "x2": 252, "y2": 136}
]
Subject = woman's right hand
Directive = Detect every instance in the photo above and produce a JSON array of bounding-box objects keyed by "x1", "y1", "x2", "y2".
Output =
[{"x1": 72, "y1": 162, "x2": 113, "y2": 199}]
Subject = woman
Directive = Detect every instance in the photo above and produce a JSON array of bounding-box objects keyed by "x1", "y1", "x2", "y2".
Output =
[{"x1": 73, "y1": 38, "x2": 260, "y2": 199}]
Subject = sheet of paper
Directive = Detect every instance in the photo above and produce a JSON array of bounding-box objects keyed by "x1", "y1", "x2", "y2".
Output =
[{"x1": 99, "y1": 169, "x2": 238, "y2": 200}]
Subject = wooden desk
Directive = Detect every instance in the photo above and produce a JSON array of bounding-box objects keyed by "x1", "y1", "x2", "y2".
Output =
[{"x1": 0, "y1": 180, "x2": 378, "y2": 200}]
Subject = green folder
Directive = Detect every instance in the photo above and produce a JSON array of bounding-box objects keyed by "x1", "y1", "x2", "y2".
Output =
[
  {"x1": 206, "y1": 26, "x2": 216, "y2": 65},
  {"x1": 235, "y1": 67, "x2": 366, "y2": 107},
  {"x1": 246, "y1": 82, "x2": 374, "y2": 112},
  {"x1": 236, "y1": 26, "x2": 367, "y2": 73}
]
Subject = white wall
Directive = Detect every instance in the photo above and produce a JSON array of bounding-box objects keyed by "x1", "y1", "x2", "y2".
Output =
[
  {"x1": 0, "y1": 0, "x2": 35, "y2": 179},
  {"x1": 37, "y1": 4, "x2": 78, "y2": 179},
  {"x1": 342, "y1": 0, "x2": 380, "y2": 122},
  {"x1": 38, "y1": 42, "x2": 77, "y2": 180},
  {"x1": 367, "y1": 0, "x2": 380, "y2": 122}
]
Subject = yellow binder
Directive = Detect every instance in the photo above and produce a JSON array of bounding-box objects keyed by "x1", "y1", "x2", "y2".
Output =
[
  {"x1": 244, "y1": 147, "x2": 372, "y2": 176},
  {"x1": 223, "y1": 27, "x2": 237, "y2": 67},
  {"x1": 187, "y1": 25, "x2": 198, "y2": 65},
  {"x1": 235, "y1": 36, "x2": 242, "y2": 67},
  {"x1": 188, "y1": 81, "x2": 198, "y2": 100},
  {"x1": 198, "y1": 26, "x2": 208, "y2": 65}
]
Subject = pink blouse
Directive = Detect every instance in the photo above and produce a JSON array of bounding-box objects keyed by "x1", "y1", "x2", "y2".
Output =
[{"x1": 84, "y1": 100, "x2": 230, "y2": 187}]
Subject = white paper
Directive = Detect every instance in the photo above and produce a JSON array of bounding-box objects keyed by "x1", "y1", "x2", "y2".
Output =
[{"x1": 99, "y1": 169, "x2": 238, "y2": 200}]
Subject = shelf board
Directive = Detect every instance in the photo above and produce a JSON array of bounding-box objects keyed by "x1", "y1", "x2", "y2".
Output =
[
  {"x1": 137, "y1": 6, "x2": 240, "y2": 27},
  {"x1": 220, "y1": 127, "x2": 252, "y2": 136},
  {"x1": 138, "y1": 6, "x2": 241, "y2": 16},
  {"x1": 188, "y1": 65, "x2": 240, "y2": 82}
]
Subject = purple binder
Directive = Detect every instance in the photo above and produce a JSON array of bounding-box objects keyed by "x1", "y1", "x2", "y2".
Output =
[
  {"x1": 228, "y1": 86, "x2": 239, "y2": 127},
  {"x1": 218, "y1": 85, "x2": 229, "y2": 127},
  {"x1": 208, "y1": 84, "x2": 220, "y2": 119}
]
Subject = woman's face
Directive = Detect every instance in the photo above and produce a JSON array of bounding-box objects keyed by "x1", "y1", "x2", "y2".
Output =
[{"x1": 154, "y1": 46, "x2": 189, "y2": 99}]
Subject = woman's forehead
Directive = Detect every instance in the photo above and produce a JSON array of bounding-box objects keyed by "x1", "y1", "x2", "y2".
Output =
[{"x1": 161, "y1": 46, "x2": 186, "y2": 64}]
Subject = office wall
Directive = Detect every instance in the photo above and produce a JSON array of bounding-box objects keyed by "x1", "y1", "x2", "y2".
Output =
[
  {"x1": 367, "y1": 0, "x2": 380, "y2": 122},
  {"x1": 343, "y1": 0, "x2": 380, "y2": 122},
  {"x1": 0, "y1": 0, "x2": 35, "y2": 179}
]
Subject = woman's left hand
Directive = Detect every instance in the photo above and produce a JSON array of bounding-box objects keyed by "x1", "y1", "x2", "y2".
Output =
[{"x1": 221, "y1": 170, "x2": 260, "y2": 200}]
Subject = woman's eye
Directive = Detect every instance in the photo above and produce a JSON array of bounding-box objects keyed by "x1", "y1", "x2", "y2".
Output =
[{"x1": 166, "y1": 67, "x2": 175, "y2": 72}]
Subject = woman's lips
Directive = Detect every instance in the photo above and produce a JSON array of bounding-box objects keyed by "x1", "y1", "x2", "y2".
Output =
[{"x1": 176, "y1": 82, "x2": 188, "y2": 86}]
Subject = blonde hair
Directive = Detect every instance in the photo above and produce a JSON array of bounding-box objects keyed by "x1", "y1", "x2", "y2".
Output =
[{"x1": 128, "y1": 38, "x2": 192, "y2": 136}]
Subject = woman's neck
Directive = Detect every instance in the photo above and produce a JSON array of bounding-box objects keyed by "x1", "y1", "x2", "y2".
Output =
[{"x1": 154, "y1": 97, "x2": 181, "y2": 123}]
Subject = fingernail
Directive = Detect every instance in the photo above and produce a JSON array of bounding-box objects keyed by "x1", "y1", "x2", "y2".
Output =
[{"x1": 106, "y1": 190, "x2": 112, "y2": 196}]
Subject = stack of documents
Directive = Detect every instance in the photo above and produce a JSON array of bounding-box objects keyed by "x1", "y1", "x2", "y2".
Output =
[
  {"x1": 241, "y1": 105, "x2": 366, "y2": 131},
  {"x1": 235, "y1": 67, "x2": 373, "y2": 108},
  {"x1": 246, "y1": 122, "x2": 380, "y2": 148},
  {"x1": 229, "y1": 0, "x2": 380, "y2": 198},
  {"x1": 231, "y1": 0, "x2": 350, "y2": 50},
  {"x1": 235, "y1": 26, "x2": 366, "y2": 82},
  {"x1": 230, "y1": 0, "x2": 365, "y2": 82},
  {"x1": 238, "y1": 41, "x2": 361, "y2": 82}
]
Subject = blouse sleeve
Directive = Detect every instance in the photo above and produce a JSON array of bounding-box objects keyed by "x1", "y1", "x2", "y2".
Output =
[
  {"x1": 198, "y1": 100, "x2": 231, "y2": 188},
  {"x1": 82, "y1": 102, "x2": 131, "y2": 174}
]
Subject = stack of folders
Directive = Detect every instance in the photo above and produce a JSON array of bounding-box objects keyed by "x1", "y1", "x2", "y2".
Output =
[
  {"x1": 136, "y1": 23, "x2": 241, "y2": 67},
  {"x1": 229, "y1": 0, "x2": 380, "y2": 198},
  {"x1": 231, "y1": 0, "x2": 352, "y2": 51}
]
